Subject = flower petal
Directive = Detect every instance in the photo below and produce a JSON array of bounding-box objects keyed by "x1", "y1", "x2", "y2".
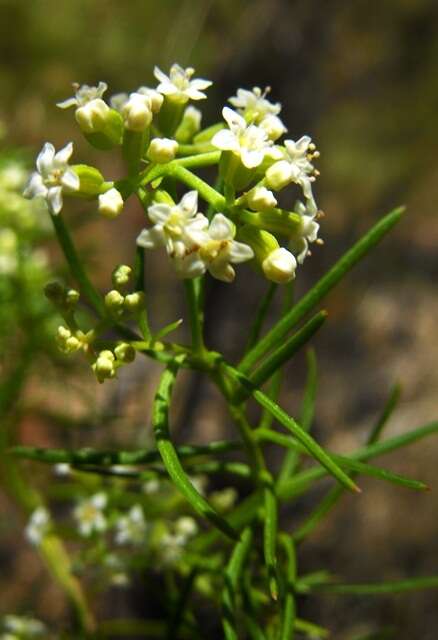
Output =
[
  {"x1": 222, "y1": 106, "x2": 246, "y2": 131},
  {"x1": 61, "y1": 168, "x2": 80, "y2": 191},
  {"x1": 36, "y1": 143, "x2": 55, "y2": 177},
  {"x1": 211, "y1": 129, "x2": 239, "y2": 151},
  {"x1": 180, "y1": 190, "x2": 198, "y2": 217},
  {"x1": 209, "y1": 213, "x2": 233, "y2": 241},
  {"x1": 23, "y1": 173, "x2": 47, "y2": 199},
  {"x1": 48, "y1": 186, "x2": 63, "y2": 215},
  {"x1": 229, "y1": 240, "x2": 254, "y2": 263},
  {"x1": 56, "y1": 97, "x2": 78, "y2": 109},
  {"x1": 54, "y1": 142, "x2": 74, "y2": 167},
  {"x1": 147, "y1": 203, "x2": 171, "y2": 224},
  {"x1": 153, "y1": 66, "x2": 169, "y2": 84},
  {"x1": 136, "y1": 226, "x2": 165, "y2": 249},
  {"x1": 240, "y1": 148, "x2": 264, "y2": 169}
]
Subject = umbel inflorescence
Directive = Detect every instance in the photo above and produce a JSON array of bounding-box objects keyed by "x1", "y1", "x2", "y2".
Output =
[
  {"x1": 24, "y1": 63, "x2": 321, "y2": 286},
  {"x1": 22, "y1": 63, "x2": 323, "y2": 384}
]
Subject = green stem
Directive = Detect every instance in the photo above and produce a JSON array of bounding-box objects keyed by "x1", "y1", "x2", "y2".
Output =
[
  {"x1": 184, "y1": 278, "x2": 205, "y2": 354},
  {"x1": 51, "y1": 213, "x2": 106, "y2": 317}
]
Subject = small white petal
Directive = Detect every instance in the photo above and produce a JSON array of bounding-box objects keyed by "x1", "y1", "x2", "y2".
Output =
[
  {"x1": 180, "y1": 190, "x2": 198, "y2": 216},
  {"x1": 61, "y1": 168, "x2": 80, "y2": 191},
  {"x1": 209, "y1": 213, "x2": 233, "y2": 241},
  {"x1": 153, "y1": 66, "x2": 169, "y2": 84},
  {"x1": 136, "y1": 227, "x2": 165, "y2": 249},
  {"x1": 54, "y1": 142, "x2": 74, "y2": 167},
  {"x1": 222, "y1": 106, "x2": 246, "y2": 131},
  {"x1": 48, "y1": 186, "x2": 63, "y2": 214},
  {"x1": 229, "y1": 241, "x2": 254, "y2": 263},
  {"x1": 147, "y1": 203, "x2": 172, "y2": 224},
  {"x1": 36, "y1": 143, "x2": 55, "y2": 177},
  {"x1": 240, "y1": 148, "x2": 264, "y2": 169},
  {"x1": 56, "y1": 97, "x2": 78, "y2": 109},
  {"x1": 23, "y1": 172, "x2": 47, "y2": 199},
  {"x1": 211, "y1": 129, "x2": 239, "y2": 151}
]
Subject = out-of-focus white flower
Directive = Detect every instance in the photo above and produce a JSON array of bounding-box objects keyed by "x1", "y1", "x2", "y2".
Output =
[
  {"x1": 23, "y1": 142, "x2": 79, "y2": 215},
  {"x1": 104, "y1": 554, "x2": 130, "y2": 588},
  {"x1": 0, "y1": 163, "x2": 28, "y2": 191},
  {"x1": 154, "y1": 64, "x2": 212, "y2": 103},
  {"x1": 183, "y1": 213, "x2": 254, "y2": 282},
  {"x1": 136, "y1": 190, "x2": 204, "y2": 260},
  {"x1": 2, "y1": 615, "x2": 46, "y2": 637},
  {"x1": 98, "y1": 188, "x2": 124, "y2": 219},
  {"x1": 142, "y1": 478, "x2": 160, "y2": 495},
  {"x1": 121, "y1": 92, "x2": 153, "y2": 131},
  {"x1": 245, "y1": 186, "x2": 277, "y2": 212},
  {"x1": 212, "y1": 107, "x2": 272, "y2": 169},
  {"x1": 53, "y1": 463, "x2": 71, "y2": 477},
  {"x1": 147, "y1": 137, "x2": 179, "y2": 163},
  {"x1": 175, "y1": 516, "x2": 198, "y2": 539},
  {"x1": 262, "y1": 247, "x2": 297, "y2": 283},
  {"x1": 74, "y1": 492, "x2": 107, "y2": 537},
  {"x1": 115, "y1": 505, "x2": 147, "y2": 545},
  {"x1": 289, "y1": 199, "x2": 320, "y2": 264},
  {"x1": 25, "y1": 507, "x2": 50, "y2": 546}
]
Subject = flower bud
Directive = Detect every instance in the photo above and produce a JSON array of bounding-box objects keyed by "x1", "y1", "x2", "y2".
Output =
[
  {"x1": 75, "y1": 98, "x2": 110, "y2": 133},
  {"x1": 260, "y1": 114, "x2": 287, "y2": 142},
  {"x1": 124, "y1": 291, "x2": 145, "y2": 313},
  {"x1": 93, "y1": 350, "x2": 116, "y2": 383},
  {"x1": 56, "y1": 325, "x2": 82, "y2": 354},
  {"x1": 237, "y1": 225, "x2": 279, "y2": 265},
  {"x1": 137, "y1": 87, "x2": 163, "y2": 113},
  {"x1": 44, "y1": 281, "x2": 66, "y2": 305},
  {"x1": 65, "y1": 288, "x2": 80, "y2": 309},
  {"x1": 175, "y1": 106, "x2": 202, "y2": 143},
  {"x1": 98, "y1": 188, "x2": 124, "y2": 219},
  {"x1": 147, "y1": 138, "x2": 179, "y2": 163},
  {"x1": 70, "y1": 164, "x2": 106, "y2": 197},
  {"x1": 245, "y1": 186, "x2": 277, "y2": 212},
  {"x1": 121, "y1": 93, "x2": 153, "y2": 131},
  {"x1": 105, "y1": 289, "x2": 125, "y2": 314},
  {"x1": 265, "y1": 160, "x2": 294, "y2": 191},
  {"x1": 114, "y1": 342, "x2": 136, "y2": 363},
  {"x1": 262, "y1": 247, "x2": 297, "y2": 283},
  {"x1": 112, "y1": 264, "x2": 132, "y2": 288}
]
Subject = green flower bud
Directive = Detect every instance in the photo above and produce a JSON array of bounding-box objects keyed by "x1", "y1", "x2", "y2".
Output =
[
  {"x1": 112, "y1": 265, "x2": 132, "y2": 288},
  {"x1": 124, "y1": 291, "x2": 145, "y2": 313},
  {"x1": 114, "y1": 342, "x2": 136, "y2": 363},
  {"x1": 237, "y1": 225, "x2": 279, "y2": 266},
  {"x1": 80, "y1": 107, "x2": 124, "y2": 150},
  {"x1": 56, "y1": 325, "x2": 83, "y2": 354},
  {"x1": 65, "y1": 288, "x2": 80, "y2": 309},
  {"x1": 70, "y1": 165, "x2": 107, "y2": 198},
  {"x1": 175, "y1": 106, "x2": 202, "y2": 143},
  {"x1": 147, "y1": 138, "x2": 179, "y2": 163},
  {"x1": 93, "y1": 350, "x2": 116, "y2": 383},
  {"x1": 98, "y1": 188, "x2": 124, "y2": 219},
  {"x1": 105, "y1": 289, "x2": 125, "y2": 314}
]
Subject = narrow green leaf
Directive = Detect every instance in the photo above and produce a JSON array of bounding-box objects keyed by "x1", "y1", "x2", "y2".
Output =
[
  {"x1": 294, "y1": 618, "x2": 329, "y2": 638},
  {"x1": 277, "y1": 347, "x2": 318, "y2": 488},
  {"x1": 10, "y1": 440, "x2": 242, "y2": 466},
  {"x1": 262, "y1": 472, "x2": 278, "y2": 600},
  {"x1": 222, "y1": 527, "x2": 254, "y2": 640},
  {"x1": 239, "y1": 207, "x2": 405, "y2": 373},
  {"x1": 252, "y1": 389, "x2": 360, "y2": 493},
  {"x1": 333, "y1": 455, "x2": 428, "y2": 491},
  {"x1": 249, "y1": 312, "x2": 327, "y2": 391},
  {"x1": 153, "y1": 363, "x2": 239, "y2": 541},
  {"x1": 311, "y1": 576, "x2": 438, "y2": 595},
  {"x1": 244, "y1": 283, "x2": 278, "y2": 353},
  {"x1": 368, "y1": 383, "x2": 402, "y2": 444},
  {"x1": 184, "y1": 279, "x2": 205, "y2": 354},
  {"x1": 154, "y1": 318, "x2": 183, "y2": 341},
  {"x1": 279, "y1": 534, "x2": 297, "y2": 640}
]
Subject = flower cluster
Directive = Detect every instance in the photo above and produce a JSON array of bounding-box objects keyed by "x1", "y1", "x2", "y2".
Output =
[{"x1": 24, "y1": 63, "x2": 322, "y2": 287}]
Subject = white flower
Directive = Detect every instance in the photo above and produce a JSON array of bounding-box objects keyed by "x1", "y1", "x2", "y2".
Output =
[
  {"x1": 245, "y1": 186, "x2": 277, "y2": 211},
  {"x1": 289, "y1": 199, "x2": 320, "y2": 264},
  {"x1": 23, "y1": 142, "x2": 79, "y2": 215},
  {"x1": 211, "y1": 107, "x2": 272, "y2": 169},
  {"x1": 154, "y1": 64, "x2": 212, "y2": 103},
  {"x1": 57, "y1": 82, "x2": 108, "y2": 109},
  {"x1": 104, "y1": 554, "x2": 130, "y2": 587},
  {"x1": 3, "y1": 615, "x2": 46, "y2": 637},
  {"x1": 229, "y1": 87, "x2": 286, "y2": 141},
  {"x1": 184, "y1": 213, "x2": 254, "y2": 282},
  {"x1": 147, "y1": 137, "x2": 179, "y2": 163},
  {"x1": 115, "y1": 505, "x2": 147, "y2": 545},
  {"x1": 121, "y1": 92, "x2": 153, "y2": 131},
  {"x1": 98, "y1": 188, "x2": 124, "y2": 219},
  {"x1": 229, "y1": 86, "x2": 281, "y2": 120},
  {"x1": 25, "y1": 507, "x2": 50, "y2": 546},
  {"x1": 54, "y1": 463, "x2": 71, "y2": 477},
  {"x1": 74, "y1": 492, "x2": 107, "y2": 537},
  {"x1": 262, "y1": 247, "x2": 297, "y2": 283},
  {"x1": 175, "y1": 516, "x2": 198, "y2": 539},
  {"x1": 142, "y1": 478, "x2": 160, "y2": 495},
  {"x1": 265, "y1": 136, "x2": 318, "y2": 201},
  {"x1": 57, "y1": 82, "x2": 110, "y2": 133},
  {"x1": 136, "y1": 190, "x2": 204, "y2": 260}
]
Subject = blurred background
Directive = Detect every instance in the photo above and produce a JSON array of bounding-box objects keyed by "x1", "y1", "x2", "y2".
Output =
[{"x1": 1, "y1": 0, "x2": 438, "y2": 637}]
